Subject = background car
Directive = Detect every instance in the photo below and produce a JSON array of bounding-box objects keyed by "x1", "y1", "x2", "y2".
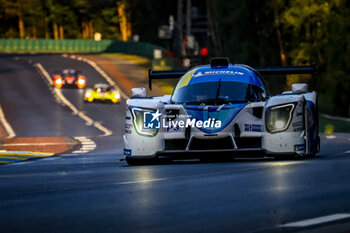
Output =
[
  {"x1": 84, "y1": 83, "x2": 121, "y2": 104},
  {"x1": 52, "y1": 69, "x2": 86, "y2": 88}
]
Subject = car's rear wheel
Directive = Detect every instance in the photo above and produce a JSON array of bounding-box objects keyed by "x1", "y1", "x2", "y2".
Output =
[
  {"x1": 295, "y1": 153, "x2": 308, "y2": 160},
  {"x1": 308, "y1": 135, "x2": 320, "y2": 158}
]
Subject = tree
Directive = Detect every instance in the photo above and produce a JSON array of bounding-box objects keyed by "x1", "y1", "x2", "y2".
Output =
[
  {"x1": 0, "y1": 0, "x2": 27, "y2": 38},
  {"x1": 282, "y1": 0, "x2": 350, "y2": 116}
]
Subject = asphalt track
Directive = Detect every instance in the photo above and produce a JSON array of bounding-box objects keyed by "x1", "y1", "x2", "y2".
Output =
[{"x1": 1, "y1": 54, "x2": 350, "y2": 233}]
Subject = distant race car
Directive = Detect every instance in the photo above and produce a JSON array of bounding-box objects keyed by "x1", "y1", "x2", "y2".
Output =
[
  {"x1": 123, "y1": 57, "x2": 320, "y2": 165},
  {"x1": 52, "y1": 69, "x2": 86, "y2": 88},
  {"x1": 84, "y1": 83, "x2": 121, "y2": 104}
]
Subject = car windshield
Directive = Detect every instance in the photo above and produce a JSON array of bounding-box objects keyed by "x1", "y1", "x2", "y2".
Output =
[
  {"x1": 63, "y1": 71, "x2": 76, "y2": 76},
  {"x1": 95, "y1": 85, "x2": 110, "y2": 92},
  {"x1": 95, "y1": 87, "x2": 106, "y2": 92},
  {"x1": 171, "y1": 81, "x2": 265, "y2": 105}
]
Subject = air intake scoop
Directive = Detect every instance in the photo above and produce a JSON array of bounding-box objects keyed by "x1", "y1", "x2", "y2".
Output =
[{"x1": 210, "y1": 57, "x2": 229, "y2": 68}]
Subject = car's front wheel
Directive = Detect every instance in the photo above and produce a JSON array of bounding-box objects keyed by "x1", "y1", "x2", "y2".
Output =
[{"x1": 125, "y1": 156, "x2": 150, "y2": 165}]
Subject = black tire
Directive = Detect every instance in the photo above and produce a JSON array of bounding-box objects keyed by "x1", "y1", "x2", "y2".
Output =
[
  {"x1": 126, "y1": 157, "x2": 142, "y2": 165},
  {"x1": 308, "y1": 136, "x2": 320, "y2": 158},
  {"x1": 125, "y1": 157, "x2": 154, "y2": 165},
  {"x1": 307, "y1": 99, "x2": 320, "y2": 158},
  {"x1": 294, "y1": 153, "x2": 308, "y2": 160}
]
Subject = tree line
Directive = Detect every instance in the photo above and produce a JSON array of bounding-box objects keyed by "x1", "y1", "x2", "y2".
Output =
[
  {"x1": 208, "y1": 0, "x2": 350, "y2": 117},
  {"x1": 0, "y1": 0, "x2": 349, "y2": 116},
  {"x1": 0, "y1": 0, "x2": 122, "y2": 39}
]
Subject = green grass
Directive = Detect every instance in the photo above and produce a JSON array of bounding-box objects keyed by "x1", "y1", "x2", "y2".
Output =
[
  {"x1": 102, "y1": 53, "x2": 151, "y2": 67},
  {"x1": 319, "y1": 116, "x2": 350, "y2": 133},
  {"x1": 153, "y1": 79, "x2": 178, "y2": 95}
]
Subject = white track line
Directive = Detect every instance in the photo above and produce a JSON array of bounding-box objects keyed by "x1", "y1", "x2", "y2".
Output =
[
  {"x1": 115, "y1": 178, "x2": 168, "y2": 185},
  {"x1": 0, "y1": 104, "x2": 16, "y2": 138},
  {"x1": 326, "y1": 135, "x2": 337, "y2": 139},
  {"x1": 3, "y1": 142, "x2": 76, "y2": 146},
  {"x1": 79, "y1": 141, "x2": 95, "y2": 144},
  {"x1": 74, "y1": 136, "x2": 87, "y2": 139},
  {"x1": 80, "y1": 145, "x2": 96, "y2": 148},
  {"x1": 71, "y1": 136, "x2": 96, "y2": 154},
  {"x1": 34, "y1": 63, "x2": 112, "y2": 137},
  {"x1": 63, "y1": 54, "x2": 128, "y2": 99},
  {"x1": 280, "y1": 213, "x2": 350, "y2": 228}
]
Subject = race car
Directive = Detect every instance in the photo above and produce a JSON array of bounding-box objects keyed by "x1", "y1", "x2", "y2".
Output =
[
  {"x1": 123, "y1": 57, "x2": 320, "y2": 164},
  {"x1": 84, "y1": 83, "x2": 121, "y2": 104},
  {"x1": 52, "y1": 69, "x2": 86, "y2": 88}
]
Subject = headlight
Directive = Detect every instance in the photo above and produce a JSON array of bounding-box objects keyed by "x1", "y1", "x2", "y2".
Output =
[
  {"x1": 78, "y1": 79, "x2": 85, "y2": 85},
  {"x1": 55, "y1": 79, "x2": 62, "y2": 85},
  {"x1": 265, "y1": 103, "x2": 296, "y2": 133},
  {"x1": 85, "y1": 92, "x2": 91, "y2": 97},
  {"x1": 114, "y1": 93, "x2": 120, "y2": 99},
  {"x1": 130, "y1": 107, "x2": 160, "y2": 136}
]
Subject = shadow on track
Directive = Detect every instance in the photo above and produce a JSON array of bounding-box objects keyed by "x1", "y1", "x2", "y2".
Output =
[{"x1": 121, "y1": 152, "x2": 321, "y2": 166}]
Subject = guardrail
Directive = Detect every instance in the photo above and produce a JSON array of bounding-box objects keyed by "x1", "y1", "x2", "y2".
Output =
[{"x1": 0, "y1": 39, "x2": 164, "y2": 58}]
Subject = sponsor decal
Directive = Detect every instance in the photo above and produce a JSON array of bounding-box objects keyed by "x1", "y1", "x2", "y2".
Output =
[
  {"x1": 125, "y1": 123, "x2": 132, "y2": 134},
  {"x1": 192, "y1": 72, "x2": 204, "y2": 78},
  {"x1": 294, "y1": 144, "x2": 305, "y2": 151},
  {"x1": 292, "y1": 121, "x2": 303, "y2": 127},
  {"x1": 244, "y1": 124, "x2": 261, "y2": 132},
  {"x1": 124, "y1": 149, "x2": 132, "y2": 156},
  {"x1": 192, "y1": 70, "x2": 244, "y2": 78},
  {"x1": 292, "y1": 121, "x2": 303, "y2": 132}
]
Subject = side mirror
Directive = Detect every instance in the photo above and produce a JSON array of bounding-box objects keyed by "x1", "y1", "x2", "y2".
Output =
[
  {"x1": 131, "y1": 88, "x2": 146, "y2": 98},
  {"x1": 292, "y1": 83, "x2": 308, "y2": 94}
]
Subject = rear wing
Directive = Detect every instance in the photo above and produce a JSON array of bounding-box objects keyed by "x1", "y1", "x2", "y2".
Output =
[
  {"x1": 254, "y1": 65, "x2": 317, "y2": 87},
  {"x1": 254, "y1": 65, "x2": 316, "y2": 76},
  {"x1": 148, "y1": 64, "x2": 316, "y2": 90}
]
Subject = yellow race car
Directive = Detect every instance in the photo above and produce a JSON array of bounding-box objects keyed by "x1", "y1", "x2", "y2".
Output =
[{"x1": 84, "y1": 83, "x2": 121, "y2": 104}]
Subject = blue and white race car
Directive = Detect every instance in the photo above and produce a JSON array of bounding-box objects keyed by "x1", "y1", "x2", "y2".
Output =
[{"x1": 123, "y1": 58, "x2": 320, "y2": 164}]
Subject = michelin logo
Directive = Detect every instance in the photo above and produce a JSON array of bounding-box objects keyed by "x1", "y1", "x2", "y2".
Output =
[
  {"x1": 192, "y1": 70, "x2": 244, "y2": 78},
  {"x1": 192, "y1": 72, "x2": 204, "y2": 78}
]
